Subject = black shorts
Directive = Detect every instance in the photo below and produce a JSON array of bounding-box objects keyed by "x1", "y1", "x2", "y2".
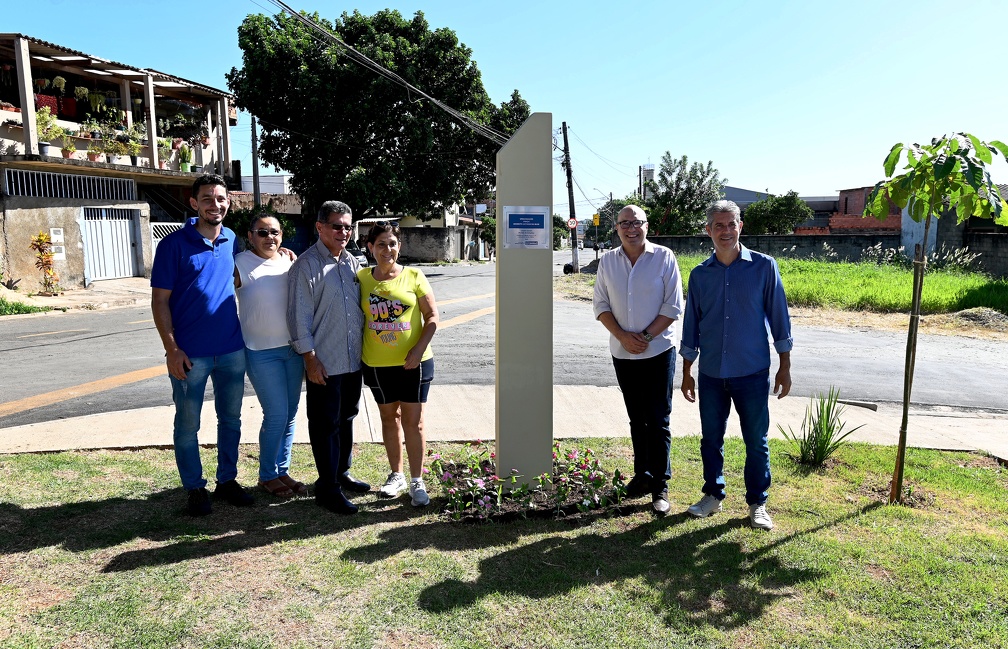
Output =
[{"x1": 362, "y1": 358, "x2": 435, "y2": 404}]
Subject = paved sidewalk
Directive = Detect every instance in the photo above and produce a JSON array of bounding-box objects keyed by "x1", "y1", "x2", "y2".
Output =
[{"x1": 2, "y1": 384, "x2": 1006, "y2": 462}]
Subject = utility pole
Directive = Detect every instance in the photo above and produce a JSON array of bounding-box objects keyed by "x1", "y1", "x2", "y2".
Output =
[
  {"x1": 561, "y1": 121, "x2": 579, "y2": 272},
  {"x1": 251, "y1": 114, "x2": 261, "y2": 209}
]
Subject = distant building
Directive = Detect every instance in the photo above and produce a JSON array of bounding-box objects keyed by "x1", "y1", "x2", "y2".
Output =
[{"x1": 639, "y1": 163, "x2": 655, "y2": 202}]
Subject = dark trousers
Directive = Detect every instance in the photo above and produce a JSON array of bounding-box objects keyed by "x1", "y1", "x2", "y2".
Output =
[
  {"x1": 612, "y1": 347, "x2": 675, "y2": 491},
  {"x1": 305, "y1": 370, "x2": 362, "y2": 493}
]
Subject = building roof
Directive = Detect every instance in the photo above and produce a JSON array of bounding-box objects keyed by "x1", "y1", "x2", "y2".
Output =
[{"x1": 0, "y1": 33, "x2": 233, "y2": 101}]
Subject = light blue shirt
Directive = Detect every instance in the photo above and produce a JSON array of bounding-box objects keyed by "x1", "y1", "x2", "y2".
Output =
[
  {"x1": 680, "y1": 245, "x2": 793, "y2": 378},
  {"x1": 287, "y1": 240, "x2": 364, "y2": 375},
  {"x1": 593, "y1": 240, "x2": 684, "y2": 360}
]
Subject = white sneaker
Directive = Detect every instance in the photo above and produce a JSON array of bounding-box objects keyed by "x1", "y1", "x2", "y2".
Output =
[
  {"x1": 749, "y1": 503, "x2": 774, "y2": 530},
  {"x1": 409, "y1": 478, "x2": 429, "y2": 507},
  {"x1": 379, "y1": 472, "x2": 407, "y2": 499},
  {"x1": 687, "y1": 494, "x2": 723, "y2": 518}
]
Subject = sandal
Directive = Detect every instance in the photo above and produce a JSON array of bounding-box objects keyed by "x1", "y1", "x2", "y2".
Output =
[
  {"x1": 259, "y1": 478, "x2": 294, "y2": 498},
  {"x1": 278, "y1": 475, "x2": 309, "y2": 495}
]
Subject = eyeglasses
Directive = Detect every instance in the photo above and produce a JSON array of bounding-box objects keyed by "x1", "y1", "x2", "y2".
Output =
[
  {"x1": 322, "y1": 223, "x2": 354, "y2": 232},
  {"x1": 252, "y1": 228, "x2": 281, "y2": 237},
  {"x1": 617, "y1": 219, "x2": 646, "y2": 229}
]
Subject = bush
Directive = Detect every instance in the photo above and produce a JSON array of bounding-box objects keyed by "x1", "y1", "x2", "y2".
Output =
[{"x1": 780, "y1": 387, "x2": 863, "y2": 467}]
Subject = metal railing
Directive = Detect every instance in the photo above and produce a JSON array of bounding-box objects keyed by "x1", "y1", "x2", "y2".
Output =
[{"x1": 3, "y1": 168, "x2": 136, "y2": 200}]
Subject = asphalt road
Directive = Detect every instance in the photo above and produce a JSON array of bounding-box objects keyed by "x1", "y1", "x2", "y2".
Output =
[{"x1": 2, "y1": 259, "x2": 1006, "y2": 429}]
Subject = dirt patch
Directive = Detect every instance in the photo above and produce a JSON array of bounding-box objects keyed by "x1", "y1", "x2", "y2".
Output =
[
  {"x1": 783, "y1": 307, "x2": 1008, "y2": 341},
  {"x1": 855, "y1": 476, "x2": 936, "y2": 509}
]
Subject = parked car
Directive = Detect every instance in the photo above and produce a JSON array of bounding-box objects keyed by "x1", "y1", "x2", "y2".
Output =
[{"x1": 347, "y1": 240, "x2": 369, "y2": 267}]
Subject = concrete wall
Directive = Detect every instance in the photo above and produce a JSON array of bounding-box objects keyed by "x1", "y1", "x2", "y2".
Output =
[
  {"x1": 0, "y1": 195, "x2": 151, "y2": 291},
  {"x1": 398, "y1": 226, "x2": 453, "y2": 263},
  {"x1": 650, "y1": 233, "x2": 902, "y2": 262}
]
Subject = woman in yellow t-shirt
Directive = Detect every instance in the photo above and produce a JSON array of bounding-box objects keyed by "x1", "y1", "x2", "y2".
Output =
[{"x1": 358, "y1": 222, "x2": 439, "y2": 507}]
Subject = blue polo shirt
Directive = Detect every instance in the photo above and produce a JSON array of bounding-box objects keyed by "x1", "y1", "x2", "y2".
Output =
[
  {"x1": 151, "y1": 218, "x2": 244, "y2": 358},
  {"x1": 680, "y1": 245, "x2": 793, "y2": 378}
]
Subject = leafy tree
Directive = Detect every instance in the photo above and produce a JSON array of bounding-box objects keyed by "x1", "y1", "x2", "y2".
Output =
[
  {"x1": 644, "y1": 152, "x2": 725, "y2": 235},
  {"x1": 865, "y1": 133, "x2": 1007, "y2": 504},
  {"x1": 479, "y1": 215, "x2": 496, "y2": 249},
  {"x1": 552, "y1": 215, "x2": 568, "y2": 250},
  {"x1": 742, "y1": 191, "x2": 814, "y2": 235},
  {"x1": 227, "y1": 10, "x2": 530, "y2": 219}
]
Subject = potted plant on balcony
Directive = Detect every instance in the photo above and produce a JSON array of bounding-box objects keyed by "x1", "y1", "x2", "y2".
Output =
[
  {"x1": 86, "y1": 140, "x2": 104, "y2": 162},
  {"x1": 157, "y1": 137, "x2": 172, "y2": 169},
  {"x1": 81, "y1": 117, "x2": 101, "y2": 139},
  {"x1": 127, "y1": 139, "x2": 142, "y2": 166},
  {"x1": 178, "y1": 143, "x2": 192, "y2": 172},
  {"x1": 103, "y1": 137, "x2": 128, "y2": 165},
  {"x1": 59, "y1": 132, "x2": 76, "y2": 159},
  {"x1": 34, "y1": 106, "x2": 62, "y2": 156}
]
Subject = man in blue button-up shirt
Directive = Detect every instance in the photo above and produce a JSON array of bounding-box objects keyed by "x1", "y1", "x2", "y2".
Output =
[{"x1": 679, "y1": 200, "x2": 793, "y2": 530}]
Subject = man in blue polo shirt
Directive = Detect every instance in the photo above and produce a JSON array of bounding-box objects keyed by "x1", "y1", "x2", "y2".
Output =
[
  {"x1": 151, "y1": 173, "x2": 254, "y2": 516},
  {"x1": 680, "y1": 199, "x2": 793, "y2": 530}
]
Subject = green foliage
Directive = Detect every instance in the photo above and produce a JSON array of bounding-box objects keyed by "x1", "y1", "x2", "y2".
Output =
[
  {"x1": 227, "y1": 9, "x2": 530, "y2": 217},
  {"x1": 552, "y1": 214, "x2": 567, "y2": 249},
  {"x1": 34, "y1": 106, "x2": 63, "y2": 143},
  {"x1": 0, "y1": 296, "x2": 48, "y2": 316},
  {"x1": 478, "y1": 215, "x2": 496, "y2": 248},
  {"x1": 644, "y1": 152, "x2": 725, "y2": 235},
  {"x1": 780, "y1": 387, "x2": 863, "y2": 467},
  {"x1": 226, "y1": 205, "x2": 295, "y2": 249},
  {"x1": 866, "y1": 133, "x2": 1007, "y2": 226},
  {"x1": 177, "y1": 143, "x2": 192, "y2": 163},
  {"x1": 742, "y1": 190, "x2": 814, "y2": 235}
]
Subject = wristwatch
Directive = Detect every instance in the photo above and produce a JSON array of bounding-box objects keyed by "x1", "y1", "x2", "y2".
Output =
[{"x1": 641, "y1": 331, "x2": 654, "y2": 342}]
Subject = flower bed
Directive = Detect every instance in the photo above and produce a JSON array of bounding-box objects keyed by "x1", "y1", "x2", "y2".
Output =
[{"x1": 429, "y1": 440, "x2": 630, "y2": 522}]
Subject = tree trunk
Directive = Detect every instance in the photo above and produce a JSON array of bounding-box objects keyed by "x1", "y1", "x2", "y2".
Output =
[{"x1": 890, "y1": 211, "x2": 932, "y2": 503}]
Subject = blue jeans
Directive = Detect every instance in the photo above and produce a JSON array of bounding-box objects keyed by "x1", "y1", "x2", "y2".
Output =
[
  {"x1": 169, "y1": 348, "x2": 246, "y2": 491},
  {"x1": 697, "y1": 370, "x2": 772, "y2": 505},
  {"x1": 305, "y1": 370, "x2": 362, "y2": 494},
  {"x1": 245, "y1": 345, "x2": 304, "y2": 482},
  {"x1": 612, "y1": 347, "x2": 675, "y2": 491}
]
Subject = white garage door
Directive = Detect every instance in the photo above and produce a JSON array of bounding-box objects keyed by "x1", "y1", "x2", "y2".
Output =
[{"x1": 82, "y1": 207, "x2": 141, "y2": 281}]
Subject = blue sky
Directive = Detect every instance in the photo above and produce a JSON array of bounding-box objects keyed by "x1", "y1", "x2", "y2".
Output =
[{"x1": 7, "y1": 0, "x2": 1007, "y2": 217}]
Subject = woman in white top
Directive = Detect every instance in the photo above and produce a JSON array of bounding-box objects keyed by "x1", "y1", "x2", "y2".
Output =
[{"x1": 234, "y1": 215, "x2": 307, "y2": 498}]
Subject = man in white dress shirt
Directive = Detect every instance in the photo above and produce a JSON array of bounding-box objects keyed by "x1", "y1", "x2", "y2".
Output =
[{"x1": 593, "y1": 205, "x2": 684, "y2": 515}]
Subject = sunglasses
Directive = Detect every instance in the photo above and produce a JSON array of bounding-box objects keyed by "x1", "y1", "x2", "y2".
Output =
[
  {"x1": 252, "y1": 228, "x2": 281, "y2": 237},
  {"x1": 322, "y1": 223, "x2": 354, "y2": 232}
]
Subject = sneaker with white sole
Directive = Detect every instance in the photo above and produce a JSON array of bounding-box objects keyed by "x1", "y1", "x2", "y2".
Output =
[
  {"x1": 379, "y1": 472, "x2": 407, "y2": 499},
  {"x1": 749, "y1": 503, "x2": 773, "y2": 530},
  {"x1": 687, "y1": 494, "x2": 723, "y2": 518},
  {"x1": 409, "y1": 477, "x2": 430, "y2": 507}
]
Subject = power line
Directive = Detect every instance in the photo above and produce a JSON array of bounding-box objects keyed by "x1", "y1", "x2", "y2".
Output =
[
  {"x1": 568, "y1": 127, "x2": 636, "y2": 177},
  {"x1": 264, "y1": 0, "x2": 510, "y2": 147}
]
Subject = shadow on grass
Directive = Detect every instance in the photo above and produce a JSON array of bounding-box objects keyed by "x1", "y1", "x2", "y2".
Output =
[
  {"x1": 344, "y1": 502, "x2": 882, "y2": 633},
  {"x1": 0, "y1": 487, "x2": 435, "y2": 572}
]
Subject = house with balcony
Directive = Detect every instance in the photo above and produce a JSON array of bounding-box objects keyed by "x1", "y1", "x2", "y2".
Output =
[{"x1": 0, "y1": 33, "x2": 237, "y2": 291}]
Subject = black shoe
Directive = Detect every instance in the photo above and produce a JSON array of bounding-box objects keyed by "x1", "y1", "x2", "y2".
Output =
[
  {"x1": 187, "y1": 487, "x2": 211, "y2": 517},
  {"x1": 214, "y1": 479, "x2": 254, "y2": 507},
  {"x1": 652, "y1": 487, "x2": 670, "y2": 516},
  {"x1": 316, "y1": 488, "x2": 358, "y2": 515},
  {"x1": 338, "y1": 472, "x2": 371, "y2": 493},
  {"x1": 624, "y1": 475, "x2": 651, "y2": 499}
]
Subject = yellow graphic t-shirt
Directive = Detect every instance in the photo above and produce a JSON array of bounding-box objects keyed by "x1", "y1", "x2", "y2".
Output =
[{"x1": 357, "y1": 266, "x2": 434, "y2": 367}]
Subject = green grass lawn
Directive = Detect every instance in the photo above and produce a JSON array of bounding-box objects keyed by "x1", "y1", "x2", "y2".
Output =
[
  {"x1": 1, "y1": 438, "x2": 1005, "y2": 648},
  {"x1": 559, "y1": 254, "x2": 1008, "y2": 315}
]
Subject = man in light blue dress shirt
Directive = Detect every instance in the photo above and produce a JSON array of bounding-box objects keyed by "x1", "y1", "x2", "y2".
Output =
[
  {"x1": 593, "y1": 205, "x2": 684, "y2": 515},
  {"x1": 680, "y1": 200, "x2": 793, "y2": 530},
  {"x1": 288, "y1": 200, "x2": 370, "y2": 515}
]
